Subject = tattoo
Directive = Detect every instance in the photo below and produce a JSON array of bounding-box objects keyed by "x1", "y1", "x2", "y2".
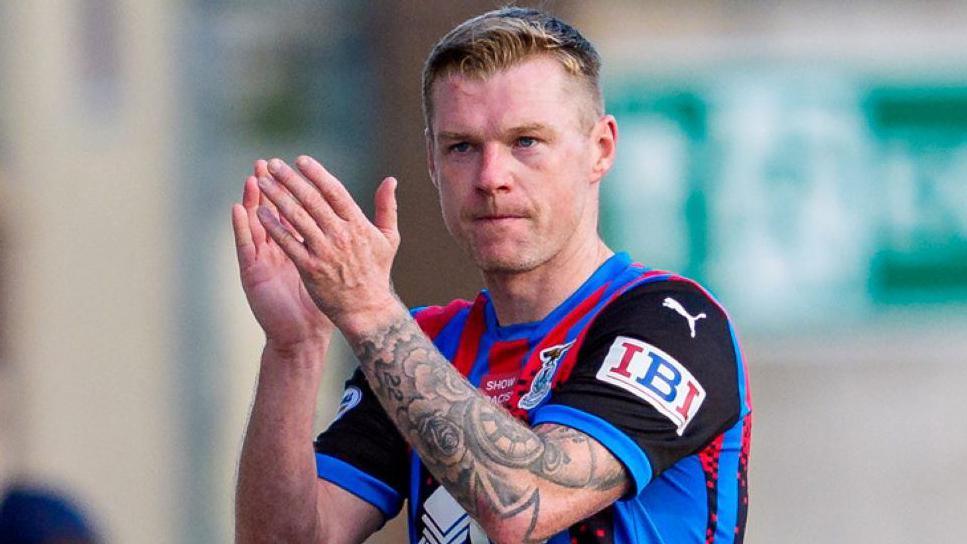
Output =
[{"x1": 353, "y1": 316, "x2": 627, "y2": 542}]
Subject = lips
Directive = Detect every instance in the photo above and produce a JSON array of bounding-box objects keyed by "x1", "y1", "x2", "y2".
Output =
[
  {"x1": 469, "y1": 207, "x2": 529, "y2": 221},
  {"x1": 475, "y1": 214, "x2": 526, "y2": 221},
  {"x1": 472, "y1": 215, "x2": 529, "y2": 230}
]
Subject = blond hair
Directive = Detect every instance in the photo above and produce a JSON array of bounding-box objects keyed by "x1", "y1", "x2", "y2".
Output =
[{"x1": 422, "y1": 7, "x2": 603, "y2": 131}]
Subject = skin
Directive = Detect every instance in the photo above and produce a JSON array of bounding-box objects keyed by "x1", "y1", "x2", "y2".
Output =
[
  {"x1": 234, "y1": 161, "x2": 386, "y2": 544},
  {"x1": 427, "y1": 56, "x2": 617, "y2": 324},
  {"x1": 234, "y1": 56, "x2": 624, "y2": 544}
]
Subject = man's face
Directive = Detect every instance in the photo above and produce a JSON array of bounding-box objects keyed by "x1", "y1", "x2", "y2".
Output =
[{"x1": 428, "y1": 56, "x2": 612, "y2": 274}]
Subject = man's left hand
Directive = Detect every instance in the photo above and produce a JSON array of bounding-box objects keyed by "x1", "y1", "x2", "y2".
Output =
[{"x1": 255, "y1": 155, "x2": 404, "y2": 339}]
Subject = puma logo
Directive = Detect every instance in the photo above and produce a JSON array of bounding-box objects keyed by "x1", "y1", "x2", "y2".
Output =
[{"x1": 662, "y1": 297, "x2": 706, "y2": 338}]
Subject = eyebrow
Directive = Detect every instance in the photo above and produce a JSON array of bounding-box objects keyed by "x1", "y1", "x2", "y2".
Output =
[
  {"x1": 436, "y1": 123, "x2": 556, "y2": 141},
  {"x1": 436, "y1": 131, "x2": 471, "y2": 141},
  {"x1": 508, "y1": 123, "x2": 553, "y2": 136}
]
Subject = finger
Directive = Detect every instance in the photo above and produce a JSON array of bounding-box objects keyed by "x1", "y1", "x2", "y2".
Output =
[
  {"x1": 231, "y1": 203, "x2": 257, "y2": 266},
  {"x1": 373, "y1": 177, "x2": 399, "y2": 242},
  {"x1": 254, "y1": 159, "x2": 269, "y2": 179},
  {"x1": 266, "y1": 158, "x2": 340, "y2": 230},
  {"x1": 256, "y1": 160, "x2": 282, "y2": 217},
  {"x1": 257, "y1": 175, "x2": 323, "y2": 251},
  {"x1": 257, "y1": 205, "x2": 310, "y2": 264},
  {"x1": 242, "y1": 174, "x2": 259, "y2": 208},
  {"x1": 256, "y1": 158, "x2": 303, "y2": 239},
  {"x1": 257, "y1": 160, "x2": 298, "y2": 245},
  {"x1": 278, "y1": 208, "x2": 303, "y2": 243},
  {"x1": 255, "y1": 176, "x2": 305, "y2": 245},
  {"x1": 243, "y1": 176, "x2": 267, "y2": 247},
  {"x1": 293, "y1": 155, "x2": 364, "y2": 222}
]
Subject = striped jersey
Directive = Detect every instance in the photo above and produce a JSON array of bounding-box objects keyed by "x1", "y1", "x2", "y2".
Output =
[{"x1": 314, "y1": 252, "x2": 752, "y2": 543}]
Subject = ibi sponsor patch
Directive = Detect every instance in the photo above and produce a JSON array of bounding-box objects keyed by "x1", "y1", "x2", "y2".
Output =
[{"x1": 596, "y1": 336, "x2": 705, "y2": 435}]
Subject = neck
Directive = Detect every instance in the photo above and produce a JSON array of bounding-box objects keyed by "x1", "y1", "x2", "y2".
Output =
[{"x1": 483, "y1": 237, "x2": 614, "y2": 326}]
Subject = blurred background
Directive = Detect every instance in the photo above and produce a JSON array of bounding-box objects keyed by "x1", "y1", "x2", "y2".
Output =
[{"x1": 1, "y1": 0, "x2": 965, "y2": 542}]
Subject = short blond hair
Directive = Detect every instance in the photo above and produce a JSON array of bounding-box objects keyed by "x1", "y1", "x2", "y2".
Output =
[{"x1": 422, "y1": 7, "x2": 603, "y2": 131}]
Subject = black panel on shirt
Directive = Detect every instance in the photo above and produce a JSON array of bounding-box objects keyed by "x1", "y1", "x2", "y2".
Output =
[
  {"x1": 546, "y1": 280, "x2": 740, "y2": 479},
  {"x1": 313, "y1": 367, "x2": 409, "y2": 497}
]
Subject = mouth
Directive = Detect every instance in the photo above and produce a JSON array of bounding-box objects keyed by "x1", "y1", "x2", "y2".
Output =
[
  {"x1": 475, "y1": 214, "x2": 525, "y2": 221},
  {"x1": 472, "y1": 215, "x2": 528, "y2": 228}
]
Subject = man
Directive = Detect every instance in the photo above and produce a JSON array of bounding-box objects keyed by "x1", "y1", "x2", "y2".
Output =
[{"x1": 233, "y1": 7, "x2": 750, "y2": 544}]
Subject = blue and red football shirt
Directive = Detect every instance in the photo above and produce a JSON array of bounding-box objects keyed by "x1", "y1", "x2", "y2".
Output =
[{"x1": 314, "y1": 252, "x2": 752, "y2": 543}]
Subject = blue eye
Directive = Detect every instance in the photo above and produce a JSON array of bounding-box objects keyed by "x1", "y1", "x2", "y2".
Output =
[
  {"x1": 449, "y1": 142, "x2": 471, "y2": 153},
  {"x1": 516, "y1": 137, "x2": 537, "y2": 148}
]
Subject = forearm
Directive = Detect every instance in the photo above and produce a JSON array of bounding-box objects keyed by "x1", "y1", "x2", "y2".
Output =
[
  {"x1": 236, "y1": 340, "x2": 328, "y2": 543},
  {"x1": 347, "y1": 307, "x2": 624, "y2": 543}
]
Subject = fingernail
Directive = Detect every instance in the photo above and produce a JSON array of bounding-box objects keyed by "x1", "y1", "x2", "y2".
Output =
[
  {"x1": 268, "y1": 159, "x2": 283, "y2": 174},
  {"x1": 296, "y1": 155, "x2": 310, "y2": 168}
]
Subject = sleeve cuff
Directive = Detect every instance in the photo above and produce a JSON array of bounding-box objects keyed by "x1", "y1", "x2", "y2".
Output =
[
  {"x1": 315, "y1": 453, "x2": 404, "y2": 518},
  {"x1": 530, "y1": 404, "x2": 653, "y2": 497}
]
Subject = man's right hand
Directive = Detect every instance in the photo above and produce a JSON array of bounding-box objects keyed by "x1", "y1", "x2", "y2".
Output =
[
  {"x1": 231, "y1": 159, "x2": 334, "y2": 353},
  {"x1": 234, "y1": 166, "x2": 384, "y2": 544}
]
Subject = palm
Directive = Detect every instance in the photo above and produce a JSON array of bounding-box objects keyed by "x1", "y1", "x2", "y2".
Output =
[
  {"x1": 243, "y1": 239, "x2": 328, "y2": 340},
  {"x1": 232, "y1": 166, "x2": 333, "y2": 347}
]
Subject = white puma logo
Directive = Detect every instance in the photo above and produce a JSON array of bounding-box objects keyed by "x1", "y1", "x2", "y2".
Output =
[{"x1": 662, "y1": 297, "x2": 706, "y2": 338}]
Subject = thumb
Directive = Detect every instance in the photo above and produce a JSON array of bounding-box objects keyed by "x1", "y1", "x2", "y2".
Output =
[{"x1": 374, "y1": 176, "x2": 399, "y2": 242}]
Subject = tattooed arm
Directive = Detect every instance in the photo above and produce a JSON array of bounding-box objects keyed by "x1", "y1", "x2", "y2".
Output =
[
  {"x1": 352, "y1": 307, "x2": 629, "y2": 543},
  {"x1": 253, "y1": 156, "x2": 630, "y2": 542}
]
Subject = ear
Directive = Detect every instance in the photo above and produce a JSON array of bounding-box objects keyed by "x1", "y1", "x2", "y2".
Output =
[
  {"x1": 589, "y1": 115, "x2": 618, "y2": 184},
  {"x1": 425, "y1": 127, "x2": 440, "y2": 189}
]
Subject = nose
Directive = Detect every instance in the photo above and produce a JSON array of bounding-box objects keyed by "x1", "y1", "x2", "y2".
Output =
[{"x1": 475, "y1": 143, "x2": 512, "y2": 195}]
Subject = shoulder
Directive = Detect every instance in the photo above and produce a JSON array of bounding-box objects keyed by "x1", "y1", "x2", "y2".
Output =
[
  {"x1": 590, "y1": 275, "x2": 732, "y2": 348},
  {"x1": 572, "y1": 274, "x2": 740, "y2": 412}
]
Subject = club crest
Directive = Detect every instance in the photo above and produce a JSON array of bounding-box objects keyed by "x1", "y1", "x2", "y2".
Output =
[
  {"x1": 333, "y1": 386, "x2": 362, "y2": 422},
  {"x1": 517, "y1": 340, "x2": 575, "y2": 410}
]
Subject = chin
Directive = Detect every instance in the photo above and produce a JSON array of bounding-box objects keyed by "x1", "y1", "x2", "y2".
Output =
[{"x1": 470, "y1": 248, "x2": 544, "y2": 274}]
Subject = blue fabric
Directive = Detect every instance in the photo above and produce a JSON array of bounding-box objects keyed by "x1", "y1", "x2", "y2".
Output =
[
  {"x1": 0, "y1": 486, "x2": 97, "y2": 543},
  {"x1": 408, "y1": 450, "x2": 422, "y2": 544},
  {"x1": 315, "y1": 453, "x2": 404, "y2": 518},
  {"x1": 466, "y1": 332, "x2": 499, "y2": 388},
  {"x1": 712, "y1": 418, "x2": 746, "y2": 543},
  {"x1": 432, "y1": 306, "x2": 472, "y2": 361},
  {"x1": 530, "y1": 404, "x2": 653, "y2": 496},
  {"x1": 730, "y1": 322, "x2": 751, "y2": 417},
  {"x1": 632, "y1": 456, "x2": 708, "y2": 543},
  {"x1": 547, "y1": 531, "x2": 572, "y2": 543}
]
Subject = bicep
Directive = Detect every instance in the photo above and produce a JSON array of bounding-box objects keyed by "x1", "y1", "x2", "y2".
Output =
[
  {"x1": 315, "y1": 478, "x2": 388, "y2": 544},
  {"x1": 547, "y1": 281, "x2": 743, "y2": 481}
]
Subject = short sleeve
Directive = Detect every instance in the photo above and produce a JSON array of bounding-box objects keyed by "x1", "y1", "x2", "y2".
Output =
[
  {"x1": 314, "y1": 367, "x2": 409, "y2": 519},
  {"x1": 531, "y1": 280, "x2": 741, "y2": 495}
]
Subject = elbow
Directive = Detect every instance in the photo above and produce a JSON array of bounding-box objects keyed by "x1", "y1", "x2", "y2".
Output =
[
  {"x1": 472, "y1": 487, "x2": 613, "y2": 543},
  {"x1": 474, "y1": 509, "x2": 556, "y2": 544},
  {"x1": 236, "y1": 525, "x2": 319, "y2": 544},
  {"x1": 480, "y1": 520, "x2": 548, "y2": 544},
  {"x1": 235, "y1": 509, "x2": 320, "y2": 544},
  {"x1": 488, "y1": 528, "x2": 532, "y2": 544}
]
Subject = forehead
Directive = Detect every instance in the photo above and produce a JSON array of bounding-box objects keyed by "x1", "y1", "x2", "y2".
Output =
[{"x1": 430, "y1": 56, "x2": 586, "y2": 135}]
